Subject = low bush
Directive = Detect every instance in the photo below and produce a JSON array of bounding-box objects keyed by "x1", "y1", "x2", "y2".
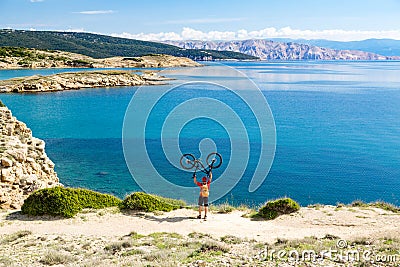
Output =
[
  {"x1": 121, "y1": 192, "x2": 186, "y2": 212},
  {"x1": 104, "y1": 240, "x2": 133, "y2": 254},
  {"x1": 350, "y1": 200, "x2": 399, "y2": 213},
  {"x1": 1, "y1": 230, "x2": 32, "y2": 244},
  {"x1": 370, "y1": 201, "x2": 399, "y2": 213},
  {"x1": 198, "y1": 240, "x2": 229, "y2": 253},
  {"x1": 350, "y1": 200, "x2": 368, "y2": 207},
  {"x1": 256, "y1": 198, "x2": 300, "y2": 220},
  {"x1": 220, "y1": 235, "x2": 242, "y2": 244},
  {"x1": 40, "y1": 250, "x2": 75, "y2": 265},
  {"x1": 0, "y1": 100, "x2": 5, "y2": 107},
  {"x1": 212, "y1": 203, "x2": 235, "y2": 214},
  {"x1": 21, "y1": 187, "x2": 122, "y2": 218}
]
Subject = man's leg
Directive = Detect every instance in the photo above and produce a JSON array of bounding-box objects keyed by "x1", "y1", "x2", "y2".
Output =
[
  {"x1": 204, "y1": 197, "x2": 209, "y2": 218},
  {"x1": 198, "y1": 196, "x2": 203, "y2": 218}
]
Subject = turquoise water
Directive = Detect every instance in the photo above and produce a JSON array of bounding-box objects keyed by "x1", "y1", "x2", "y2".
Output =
[
  {"x1": 1, "y1": 61, "x2": 400, "y2": 206},
  {"x1": 0, "y1": 67, "x2": 162, "y2": 80}
]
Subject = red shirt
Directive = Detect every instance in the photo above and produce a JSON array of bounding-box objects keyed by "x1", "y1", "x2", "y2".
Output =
[{"x1": 196, "y1": 180, "x2": 210, "y2": 189}]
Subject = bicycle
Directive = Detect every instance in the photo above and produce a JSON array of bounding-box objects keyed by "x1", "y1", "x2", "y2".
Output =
[{"x1": 180, "y1": 152, "x2": 222, "y2": 176}]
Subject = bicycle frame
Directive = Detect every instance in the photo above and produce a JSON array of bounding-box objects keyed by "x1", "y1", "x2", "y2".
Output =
[{"x1": 192, "y1": 159, "x2": 214, "y2": 176}]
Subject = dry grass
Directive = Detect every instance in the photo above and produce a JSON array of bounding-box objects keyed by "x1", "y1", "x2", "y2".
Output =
[
  {"x1": 1, "y1": 230, "x2": 32, "y2": 244},
  {"x1": 220, "y1": 235, "x2": 242, "y2": 244},
  {"x1": 40, "y1": 250, "x2": 76, "y2": 265},
  {"x1": 1, "y1": 231, "x2": 399, "y2": 266}
]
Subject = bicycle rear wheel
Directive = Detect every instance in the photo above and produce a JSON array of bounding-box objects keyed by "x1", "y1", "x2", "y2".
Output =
[
  {"x1": 206, "y1": 152, "x2": 222, "y2": 169},
  {"x1": 180, "y1": 154, "x2": 196, "y2": 170}
]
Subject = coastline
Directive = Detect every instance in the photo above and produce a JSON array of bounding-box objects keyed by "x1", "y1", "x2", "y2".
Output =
[{"x1": 0, "y1": 70, "x2": 171, "y2": 93}]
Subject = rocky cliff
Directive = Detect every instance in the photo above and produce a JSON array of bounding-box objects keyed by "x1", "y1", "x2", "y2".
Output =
[
  {"x1": 164, "y1": 39, "x2": 399, "y2": 60},
  {"x1": 0, "y1": 70, "x2": 170, "y2": 93},
  {"x1": 0, "y1": 104, "x2": 59, "y2": 209}
]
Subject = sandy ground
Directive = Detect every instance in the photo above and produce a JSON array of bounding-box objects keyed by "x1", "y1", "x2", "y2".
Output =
[{"x1": 1, "y1": 205, "x2": 399, "y2": 243}]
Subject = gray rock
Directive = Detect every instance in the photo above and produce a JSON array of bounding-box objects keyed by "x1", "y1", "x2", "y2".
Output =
[{"x1": 0, "y1": 106, "x2": 60, "y2": 209}]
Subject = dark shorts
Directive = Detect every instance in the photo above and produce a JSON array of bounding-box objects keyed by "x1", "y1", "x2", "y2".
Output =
[{"x1": 198, "y1": 196, "x2": 209, "y2": 206}]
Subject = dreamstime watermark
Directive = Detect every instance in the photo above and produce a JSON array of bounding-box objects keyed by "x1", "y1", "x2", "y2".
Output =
[
  {"x1": 256, "y1": 239, "x2": 399, "y2": 263},
  {"x1": 122, "y1": 64, "x2": 276, "y2": 203}
]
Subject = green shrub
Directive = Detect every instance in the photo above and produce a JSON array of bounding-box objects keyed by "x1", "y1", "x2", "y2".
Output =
[
  {"x1": 197, "y1": 240, "x2": 229, "y2": 253},
  {"x1": 350, "y1": 200, "x2": 368, "y2": 207},
  {"x1": 257, "y1": 198, "x2": 300, "y2": 220},
  {"x1": 104, "y1": 240, "x2": 133, "y2": 253},
  {"x1": 371, "y1": 201, "x2": 400, "y2": 213},
  {"x1": 0, "y1": 100, "x2": 5, "y2": 107},
  {"x1": 66, "y1": 59, "x2": 92, "y2": 67},
  {"x1": 220, "y1": 235, "x2": 242, "y2": 244},
  {"x1": 350, "y1": 200, "x2": 399, "y2": 213},
  {"x1": 21, "y1": 187, "x2": 122, "y2": 218},
  {"x1": 121, "y1": 192, "x2": 186, "y2": 212},
  {"x1": 0, "y1": 47, "x2": 33, "y2": 58}
]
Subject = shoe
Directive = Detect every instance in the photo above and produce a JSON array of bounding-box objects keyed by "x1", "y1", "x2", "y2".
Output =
[
  {"x1": 203, "y1": 215, "x2": 207, "y2": 219},
  {"x1": 197, "y1": 215, "x2": 201, "y2": 219}
]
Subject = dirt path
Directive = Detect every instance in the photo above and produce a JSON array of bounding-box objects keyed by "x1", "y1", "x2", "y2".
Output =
[{"x1": 1, "y1": 206, "x2": 399, "y2": 243}]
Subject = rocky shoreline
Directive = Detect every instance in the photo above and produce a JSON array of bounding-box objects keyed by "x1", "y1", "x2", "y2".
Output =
[
  {"x1": 0, "y1": 70, "x2": 170, "y2": 93},
  {"x1": 0, "y1": 105, "x2": 59, "y2": 209}
]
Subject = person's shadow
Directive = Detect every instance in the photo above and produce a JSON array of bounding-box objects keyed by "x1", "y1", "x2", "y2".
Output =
[
  {"x1": 5, "y1": 210, "x2": 64, "y2": 221},
  {"x1": 142, "y1": 214, "x2": 197, "y2": 223},
  {"x1": 120, "y1": 209, "x2": 197, "y2": 222}
]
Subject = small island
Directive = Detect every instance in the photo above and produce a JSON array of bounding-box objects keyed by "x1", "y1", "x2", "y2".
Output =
[
  {"x1": 0, "y1": 70, "x2": 172, "y2": 93},
  {"x1": 0, "y1": 47, "x2": 202, "y2": 93}
]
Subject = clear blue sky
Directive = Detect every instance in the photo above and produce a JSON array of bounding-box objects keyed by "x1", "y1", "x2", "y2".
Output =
[{"x1": 1, "y1": 0, "x2": 399, "y2": 41}]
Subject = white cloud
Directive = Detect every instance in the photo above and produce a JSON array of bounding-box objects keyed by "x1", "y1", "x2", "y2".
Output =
[
  {"x1": 115, "y1": 31, "x2": 183, "y2": 41},
  {"x1": 111, "y1": 27, "x2": 400, "y2": 41},
  {"x1": 65, "y1": 28, "x2": 86, "y2": 32},
  {"x1": 75, "y1": 10, "x2": 115, "y2": 15},
  {"x1": 30, "y1": 0, "x2": 44, "y2": 2}
]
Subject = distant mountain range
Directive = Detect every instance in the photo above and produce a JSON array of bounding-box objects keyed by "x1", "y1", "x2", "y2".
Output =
[
  {"x1": 269, "y1": 38, "x2": 400, "y2": 57},
  {"x1": 164, "y1": 39, "x2": 400, "y2": 60},
  {"x1": 0, "y1": 29, "x2": 257, "y2": 60}
]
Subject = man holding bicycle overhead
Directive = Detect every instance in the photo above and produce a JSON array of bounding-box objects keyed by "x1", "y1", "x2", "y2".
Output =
[
  {"x1": 180, "y1": 152, "x2": 221, "y2": 219},
  {"x1": 193, "y1": 169, "x2": 212, "y2": 219}
]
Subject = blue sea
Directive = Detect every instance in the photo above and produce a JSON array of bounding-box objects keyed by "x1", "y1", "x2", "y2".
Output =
[{"x1": 1, "y1": 61, "x2": 399, "y2": 206}]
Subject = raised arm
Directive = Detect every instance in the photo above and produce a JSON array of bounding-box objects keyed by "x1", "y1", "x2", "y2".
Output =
[
  {"x1": 209, "y1": 169, "x2": 213, "y2": 182},
  {"x1": 193, "y1": 173, "x2": 197, "y2": 185}
]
